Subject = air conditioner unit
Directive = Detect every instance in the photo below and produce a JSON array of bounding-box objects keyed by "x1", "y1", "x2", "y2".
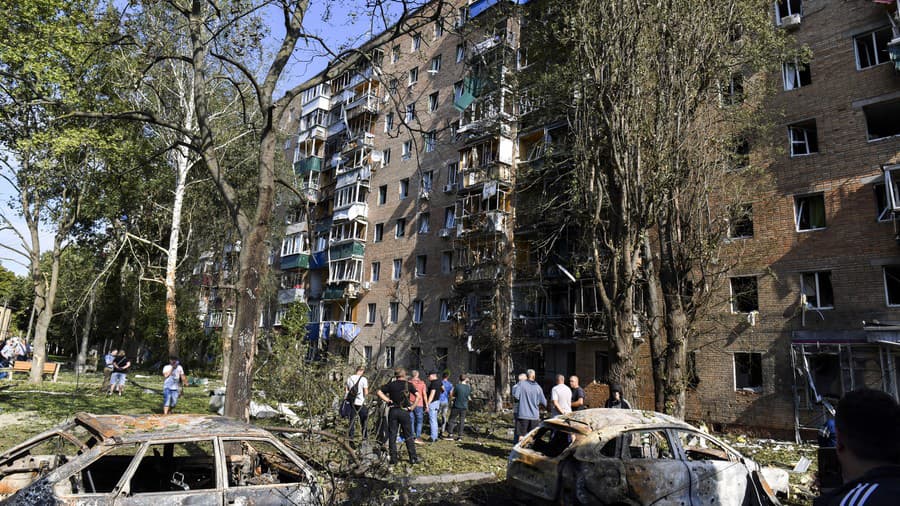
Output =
[
  {"x1": 439, "y1": 228, "x2": 451, "y2": 238},
  {"x1": 443, "y1": 183, "x2": 457, "y2": 193},
  {"x1": 780, "y1": 14, "x2": 801, "y2": 29}
]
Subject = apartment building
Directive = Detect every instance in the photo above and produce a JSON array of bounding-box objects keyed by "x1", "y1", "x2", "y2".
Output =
[
  {"x1": 686, "y1": 0, "x2": 900, "y2": 437},
  {"x1": 273, "y1": 0, "x2": 613, "y2": 388}
]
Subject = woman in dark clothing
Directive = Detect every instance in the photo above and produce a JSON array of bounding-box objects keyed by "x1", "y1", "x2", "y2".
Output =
[{"x1": 605, "y1": 384, "x2": 631, "y2": 409}]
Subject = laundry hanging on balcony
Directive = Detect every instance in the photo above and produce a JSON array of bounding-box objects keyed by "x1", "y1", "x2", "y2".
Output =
[
  {"x1": 482, "y1": 180, "x2": 498, "y2": 200},
  {"x1": 336, "y1": 322, "x2": 361, "y2": 342}
]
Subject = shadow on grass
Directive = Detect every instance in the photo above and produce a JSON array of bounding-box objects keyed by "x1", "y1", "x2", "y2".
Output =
[
  {"x1": 414, "y1": 481, "x2": 514, "y2": 505},
  {"x1": 457, "y1": 442, "x2": 510, "y2": 459}
]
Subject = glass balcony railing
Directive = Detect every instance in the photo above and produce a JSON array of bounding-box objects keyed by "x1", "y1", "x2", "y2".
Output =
[
  {"x1": 294, "y1": 156, "x2": 323, "y2": 175},
  {"x1": 329, "y1": 241, "x2": 365, "y2": 260},
  {"x1": 279, "y1": 253, "x2": 309, "y2": 270}
]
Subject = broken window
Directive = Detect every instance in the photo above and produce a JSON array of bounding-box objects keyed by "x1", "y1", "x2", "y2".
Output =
[
  {"x1": 428, "y1": 92, "x2": 439, "y2": 112},
  {"x1": 374, "y1": 223, "x2": 383, "y2": 242},
  {"x1": 418, "y1": 213, "x2": 430, "y2": 234},
  {"x1": 399, "y1": 178, "x2": 409, "y2": 199},
  {"x1": 673, "y1": 431, "x2": 736, "y2": 462},
  {"x1": 221, "y1": 439, "x2": 307, "y2": 488},
  {"x1": 720, "y1": 74, "x2": 743, "y2": 105},
  {"x1": 795, "y1": 193, "x2": 826, "y2": 231},
  {"x1": 395, "y1": 218, "x2": 406, "y2": 238},
  {"x1": 884, "y1": 265, "x2": 900, "y2": 306},
  {"x1": 441, "y1": 250, "x2": 453, "y2": 273},
  {"x1": 444, "y1": 206, "x2": 456, "y2": 228},
  {"x1": 783, "y1": 61, "x2": 811, "y2": 90},
  {"x1": 378, "y1": 185, "x2": 387, "y2": 205},
  {"x1": 788, "y1": 119, "x2": 818, "y2": 156},
  {"x1": 734, "y1": 352, "x2": 763, "y2": 391},
  {"x1": 854, "y1": 27, "x2": 892, "y2": 69},
  {"x1": 521, "y1": 427, "x2": 578, "y2": 458},
  {"x1": 68, "y1": 443, "x2": 141, "y2": 494},
  {"x1": 385, "y1": 346, "x2": 396, "y2": 366},
  {"x1": 130, "y1": 440, "x2": 216, "y2": 494},
  {"x1": 439, "y1": 300, "x2": 450, "y2": 321},
  {"x1": 594, "y1": 351, "x2": 610, "y2": 384},
  {"x1": 624, "y1": 430, "x2": 675, "y2": 460},
  {"x1": 774, "y1": 0, "x2": 802, "y2": 23},
  {"x1": 730, "y1": 276, "x2": 758, "y2": 313},
  {"x1": 728, "y1": 203, "x2": 754, "y2": 239},
  {"x1": 863, "y1": 99, "x2": 900, "y2": 141},
  {"x1": 392, "y1": 259, "x2": 401, "y2": 280},
  {"x1": 801, "y1": 271, "x2": 834, "y2": 309}
]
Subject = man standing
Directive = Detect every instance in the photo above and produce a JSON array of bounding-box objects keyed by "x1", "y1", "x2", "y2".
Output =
[
  {"x1": 550, "y1": 374, "x2": 572, "y2": 416},
  {"x1": 813, "y1": 389, "x2": 900, "y2": 506},
  {"x1": 513, "y1": 369, "x2": 547, "y2": 442},
  {"x1": 162, "y1": 357, "x2": 188, "y2": 414},
  {"x1": 346, "y1": 365, "x2": 369, "y2": 441},
  {"x1": 439, "y1": 372, "x2": 453, "y2": 436},
  {"x1": 446, "y1": 374, "x2": 472, "y2": 441},
  {"x1": 408, "y1": 370, "x2": 427, "y2": 444},
  {"x1": 570, "y1": 375, "x2": 587, "y2": 411},
  {"x1": 426, "y1": 372, "x2": 443, "y2": 442},
  {"x1": 376, "y1": 368, "x2": 420, "y2": 465},
  {"x1": 512, "y1": 372, "x2": 527, "y2": 442},
  {"x1": 108, "y1": 350, "x2": 131, "y2": 396},
  {"x1": 101, "y1": 349, "x2": 116, "y2": 391},
  {"x1": 0, "y1": 339, "x2": 15, "y2": 367}
]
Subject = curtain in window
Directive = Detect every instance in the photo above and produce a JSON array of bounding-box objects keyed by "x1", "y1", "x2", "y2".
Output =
[{"x1": 809, "y1": 197, "x2": 826, "y2": 228}]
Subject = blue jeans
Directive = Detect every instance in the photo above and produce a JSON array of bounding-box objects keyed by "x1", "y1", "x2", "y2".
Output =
[
  {"x1": 409, "y1": 406, "x2": 424, "y2": 439},
  {"x1": 428, "y1": 401, "x2": 441, "y2": 441}
]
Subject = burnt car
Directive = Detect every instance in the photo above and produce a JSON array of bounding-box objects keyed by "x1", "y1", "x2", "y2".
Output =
[
  {"x1": 0, "y1": 412, "x2": 323, "y2": 505},
  {"x1": 507, "y1": 409, "x2": 781, "y2": 506}
]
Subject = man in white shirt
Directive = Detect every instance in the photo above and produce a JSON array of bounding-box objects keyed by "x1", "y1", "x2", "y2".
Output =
[
  {"x1": 346, "y1": 365, "x2": 369, "y2": 441},
  {"x1": 550, "y1": 373, "x2": 572, "y2": 416}
]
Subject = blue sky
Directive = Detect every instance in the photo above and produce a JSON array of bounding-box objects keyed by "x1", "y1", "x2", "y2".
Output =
[{"x1": 0, "y1": 1, "x2": 390, "y2": 277}]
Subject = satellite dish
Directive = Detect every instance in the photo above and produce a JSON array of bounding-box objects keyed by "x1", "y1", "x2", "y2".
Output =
[{"x1": 370, "y1": 150, "x2": 383, "y2": 163}]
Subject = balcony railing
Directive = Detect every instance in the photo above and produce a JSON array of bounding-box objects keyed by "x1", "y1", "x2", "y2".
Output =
[
  {"x1": 454, "y1": 261, "x2": 502, "y2": 285},
  {"x1": 461, "y1": 162, "x2": 512, "y2": 187},
  {"x1": 280, "y1": 253, "x2": 310, "y2": 270},
  {"x1": 277, "y1": 288, "x2": 306, "y2": 304},
  {"x1": 346, "y1": 93, "x2": 379, "y2": 117},
  {"x1": 458, "y1": 210, "x2": 508, "y2": 236},
  {"x1": 294, "y1": 156, "x2": 323, "y2": 175},
  {"x1": 341, "y1": 132, "x2": 375, "y2": 154},
  {"x1": 329, "y1": 241, "x2": 365, "y2": 260}
]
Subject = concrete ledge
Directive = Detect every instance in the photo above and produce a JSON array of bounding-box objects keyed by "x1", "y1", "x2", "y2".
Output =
[{"x1": 407, "y1": 472, "x2": 497, "y2": 486}]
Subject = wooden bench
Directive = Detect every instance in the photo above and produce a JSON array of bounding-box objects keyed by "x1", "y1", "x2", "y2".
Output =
[{"x1": 3, "y1": 361, "x2": 61, "y2": 382}]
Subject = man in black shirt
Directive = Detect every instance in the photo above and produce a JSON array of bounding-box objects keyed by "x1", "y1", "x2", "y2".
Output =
[
  {"x1": 377, "y1": 367, "x2": 421, "y2": 464},
  {"x1": 426, "y1": 372, "x2": 444, "y2": 442}
]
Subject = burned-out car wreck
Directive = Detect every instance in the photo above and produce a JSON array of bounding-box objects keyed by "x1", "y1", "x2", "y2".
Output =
[
  {"x1": 507, "y1": 409, "x2": 782, "y2": 506},
  {"x1": 0, "y1": 413, "x2": 323, "y2": 505}
]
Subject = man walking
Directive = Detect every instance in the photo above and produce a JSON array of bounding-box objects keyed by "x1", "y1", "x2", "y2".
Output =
[
  {"x1": 377, "y1": 368, "x2": 421, "y2": 465},
  {"x1": 101, "y1": 349, "x2": 116, "y2": 391},
  {"x1": 813, "y1": 389, "x2": 900, "y2": 506},
  {"x1": 162, "y1": 357, "x2": 188, "y2": 414},
  {"x1": 550, "y1": 374, "x2": 572, "y2": 416},
  {"x1": 426, "y1": 372, "x2": 443, "y2": 442},
  {"x1": 108, "y1": 350, "x2": 131, "y2": 396},
  {"x1": 513, "y1": 369, "x2": 547, "y2": 442},
  {"x1": 439, "y1": 372, "x2": 453, "y2": 436},
  {"x1": 346, "y1": 365, "x2": 369, "y2": 441},
  {"x1": 512, "y1": 372, "x2": 527, "y2": 442},
  {"x1": 570, "y1": 375, "x2": 587, "y2": 411},
  {"x1": 408, "y1": 370, "x2": 427, "y2": 444},
  {"x1": 446, "y1": 374, "x2": 472, "y2": 441}
]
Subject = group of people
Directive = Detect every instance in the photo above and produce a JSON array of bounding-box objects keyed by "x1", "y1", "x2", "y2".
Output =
[
  {"x1": 343, "y1": 366, "x2": 473, "y2": 465},
  {"x1": 511, "y1": 370, "x2": 630, "y2": 442},
  {"x1": 0, "y1": 336, "x2": 29, "y2": 367}
]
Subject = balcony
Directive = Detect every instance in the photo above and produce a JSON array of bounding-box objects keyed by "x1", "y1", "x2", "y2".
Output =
[
  {"x1": 345, "y1": 92, "x2": 379, "y2": 118},
  {"x1": 336, "y1": 166, "x2": 372, "y2": 188},
  {"x1": 454, "y1": 261, "x2": 502, "y2": 285},
  {"x1": 461, "y1": 162, "x2": 512, "y2": 187},
  {"x1": 277, "y1": 288, "x2": 306, "y2": 304},
  {"x1": 285, "y1": 221, "x2": 307, "y2": 235},
  {"x1": 297, "y1": 125, "x2": 328, "y2": 143},
  {"x1": 322, "y1": 284, "x2": 362, "y2": 300},
  {"x1": 332, "y1": 202, "x2": 368, "y2": 222},
  {"x1": 294, "y1": 156, "x2": 323, "y2": 175},
  {"x1": 329, "y1": 241, "x2": 365, "y2": 260},
  {"x1": 280, "y1": 253, "x2": 310, "y2": 270},
  {"x1": 511, "y1": 316, "x2": 572, "y2": 342},
  {"x1": 341, "y1": 132, "x2": 375, "y2": 154},
  {"x1": 459, "y1": 210, "x2": 508, "y2": 236}
]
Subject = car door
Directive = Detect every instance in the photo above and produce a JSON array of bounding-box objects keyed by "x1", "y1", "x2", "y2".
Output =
[
  {"x1": 50, "y1": 442, "x2": 143, "y2": 505},
  {"x1": 507, "y1": 425, "x2": 581, "y2": 501},
  {"x1": 115, "y1": 439, "x2": 222, "y2": 506},
  {"x1": 671, "y1": 429, "x2": 750, "y2": 506},
  {"x1": 219, "y1": 437, "x2": 322, "y2": 506},
  {"x1": 620, "y1": 429, "x2": 692, "y2": 506}
]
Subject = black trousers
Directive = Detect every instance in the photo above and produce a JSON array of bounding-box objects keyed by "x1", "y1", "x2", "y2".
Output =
[
  {"x1": 387, "y1": 407, "x2": 417, "y2": 461},
  {"x1": 516, "y1": 418, "x2": 540, "y2": 441},
  {"x1": 348, "y1": 404, "x2": 369, "y2": 439},
  {"x1": 448, "y1": 407, "x2": 467, "y2": 438}
]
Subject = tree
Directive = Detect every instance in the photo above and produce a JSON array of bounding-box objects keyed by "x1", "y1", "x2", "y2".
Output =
[{"x1": 524, "y1": 0, "x2": 795, "y2": 404}]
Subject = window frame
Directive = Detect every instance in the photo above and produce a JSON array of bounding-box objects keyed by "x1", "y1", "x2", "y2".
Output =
[
  {"x1": 440, "y1": 299, "x2": 450, "y2": 321},
  {"x1": 794, "y1": 193, "x2": 827, "y2": 232},
  {"x1": 408, "y1": 67, "x2": 418, "y2": 86},
  {"x1": 411, "y1": 33, "x2": 421, "y2": 51},
  {"x1": 416, "y1": 254, "x2": 427, "y2": 277},
  {"x1": 456, "y1": 44, "x2": 465, "y2": 63},
  {"x1": 800, "y1": 271, "x2": 834, "y2": 310},
  {"x1": 428, "y1": 91, "x2": 439, "y2": 112},
  {"x1": 413, "y1": 300, "x2": 424, "y2": 323},
  {"x1": 782, "y1": 60, "x2": 811, "y2": 90},
  {"x1": 854, "y1": 27, "x2": 892, "y2": 70},
  {"x1": 373, "y1": 223, "x2": 384, "y2": 242},
  {"x1": 418, "y1": 213, "x2": 430, "y2": 234},
  {"x1": 399, "y1": 178, "x2": 409, "y2": 199},
  {"x1": 392, "y1": 259, "x2": 402, "y2": 280},
  {"x1": 367, "y1": 303, "x2": 377, "y2": 324},
  {"x1": 787, "y1": 119, "x2": 818, "y2": 157},
  {"x1": 884, "y1": 265, "x2": 900, "y2": 307},
  {"x1": 395, "y1": 218, "x2": 406, "y2": 238},
  {"x1": 733, "y1": 352, "x2": 763, "y2": 391},
  {"x1": 371, "y1": 261, "x2": 380, "y2": 282},
  {"x1": 729, "y1": 276, "x2": 759, "y2": 314},
  {"x1": 430, "y1": 55, "x2": 442, "y2": 74}
]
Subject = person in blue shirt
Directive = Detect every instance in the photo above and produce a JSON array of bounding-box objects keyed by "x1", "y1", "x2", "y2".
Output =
[
  {"x1": 439, "y1": 372, "x2": 453, "y2": 437},
  {"x1": 513, "y1": 369, "x2": 547, "y2": 442}
]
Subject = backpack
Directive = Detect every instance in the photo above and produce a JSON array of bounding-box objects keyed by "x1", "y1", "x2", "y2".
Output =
[{"x1": 346, "y1": 375, "x2": 363, "y2": 403}]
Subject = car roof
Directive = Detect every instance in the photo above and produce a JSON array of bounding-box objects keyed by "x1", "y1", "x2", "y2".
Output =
[
  {"x1": 543, "y1": 408, "x2": 696, "y2": 434},
  {"x1": 73, "y1": 412, "x2": 273, "y2": 443}
]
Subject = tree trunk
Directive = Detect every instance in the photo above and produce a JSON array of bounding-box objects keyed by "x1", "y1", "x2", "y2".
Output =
[
  {"x1": 643, "y1": 235, "x2": 668, "y2": 412},
  {"x1": 658, "y1": 215, "x2": 687, "y2": 419},
  {"x1": 29, "y1": 246, "x2": 61, "y2": 383},
  {"x1": 221, "y1": 318, "x2": 233, "y2": 384},
  {"x1": 165, "y1": 143, "x2": 191, "y2": 359},
  {"x1": 75, "y1": 285, "x2": 96, "y2": 373}
]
